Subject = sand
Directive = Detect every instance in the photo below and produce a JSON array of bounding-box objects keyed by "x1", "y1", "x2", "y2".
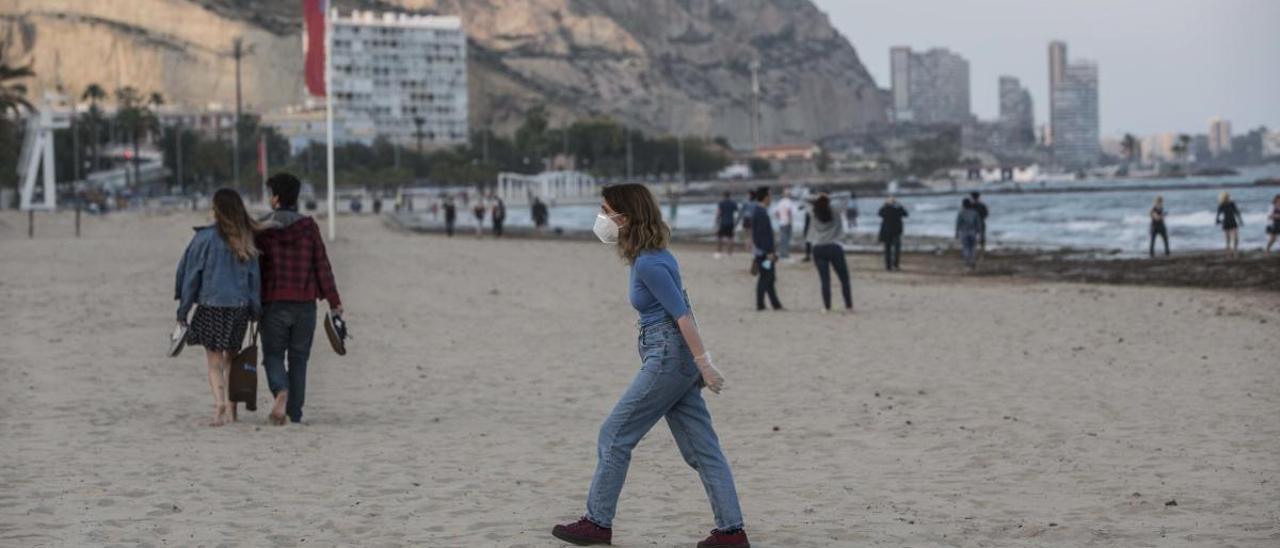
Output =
[{"x1": 1, "y1": 209, "x2": 1278, "y2": 547}]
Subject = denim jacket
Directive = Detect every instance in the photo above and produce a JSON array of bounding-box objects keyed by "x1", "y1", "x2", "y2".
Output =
[{"x1": 175, "y1": 226, "x2": 261, "y2": 321}]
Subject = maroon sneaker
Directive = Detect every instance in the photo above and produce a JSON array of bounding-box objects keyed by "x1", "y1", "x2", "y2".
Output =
[
  {"x1": 697, "y1": 528, "x2": 750, "y2": 548},
  {"x1": 551, "y1": 517, "x2": 612, "y2": 546}
]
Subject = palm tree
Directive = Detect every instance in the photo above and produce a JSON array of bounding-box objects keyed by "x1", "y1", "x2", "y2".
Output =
[
  {"x1": 82, "y1": 83, "x2": 107, "y2": 172},
  {"x1": 115, "y1": 86, "x2": 149, "y2": 184},
  {"x1": 1170, "y1": 133, "x2": 1192, "y2": 174},
  {"x1": 1120, "y1": 133, "x2": 1139, "y2": 165},
  {"x1": 0, "y1": 62, "x2": 34, "y2": 117}
]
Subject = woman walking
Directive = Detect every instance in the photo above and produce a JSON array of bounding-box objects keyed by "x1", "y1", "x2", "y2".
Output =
[
  {"x1": 1265, "y1": 194, "x2": 1280, "y2": 255},
  {"x1": 552, "y1": 183, "x2": 749, "y2": 548},
  {"x1": 1216, "y1": 191, "x2": 1243, "y2": 259},
  {"x1": 175, "y1": 189, "x2": 261, "y2": 427},
  {"x1": 1149, "y1": 196, "x2": 1169, "y2": 257},
  {"x1": 807, "y1": 193, "x2": 853, "y2": 313}
]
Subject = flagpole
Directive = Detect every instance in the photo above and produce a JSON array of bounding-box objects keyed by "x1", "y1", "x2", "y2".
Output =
[{"x1": 324, "y1": 5, "x2": 336, "y2": 240}]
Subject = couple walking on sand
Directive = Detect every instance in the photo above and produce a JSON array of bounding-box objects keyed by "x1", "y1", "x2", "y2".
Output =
[{"x1": 175, "y1": 173, "x2": 343, "y2": 426}]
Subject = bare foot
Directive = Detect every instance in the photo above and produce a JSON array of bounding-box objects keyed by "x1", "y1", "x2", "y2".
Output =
[
  {"x1": 269, "y1": 392, "x2": 288, "y2": 426},
  {"x1": 211, "y1": 403, "x2": 227, "y2": 427}
]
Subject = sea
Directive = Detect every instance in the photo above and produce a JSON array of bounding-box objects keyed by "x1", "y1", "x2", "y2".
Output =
[{"x1": 429, "y1": 165, "x2": 1280, "y2": 256}]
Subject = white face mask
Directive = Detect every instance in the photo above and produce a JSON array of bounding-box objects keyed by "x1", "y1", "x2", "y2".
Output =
[{"x1": 593, "y1": 213, "x2": 620, "y2": 244}]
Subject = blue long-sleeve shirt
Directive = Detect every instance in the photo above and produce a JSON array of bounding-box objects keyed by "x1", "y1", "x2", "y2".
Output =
[
  {"x1": 630, "y1": 249, "x2": 689, "y2": 325},
  {"x1": 751, "y1": 205, "x2": 775, "y2": 255}
]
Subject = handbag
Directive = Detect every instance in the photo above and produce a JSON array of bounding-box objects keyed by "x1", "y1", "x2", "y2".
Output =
[{"x1": 228, "y1": 322, "x2": 259, "y2": 411}]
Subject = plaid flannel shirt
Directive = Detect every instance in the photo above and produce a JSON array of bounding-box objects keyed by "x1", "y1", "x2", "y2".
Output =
[{"x1": 255, "y1": 216, "x2": 342, "y2": 308}]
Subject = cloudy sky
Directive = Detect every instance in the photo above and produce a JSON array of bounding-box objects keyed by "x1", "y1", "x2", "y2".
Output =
[{"x1": 812, "y1": 0, "x2": 1280, "y2": 137}]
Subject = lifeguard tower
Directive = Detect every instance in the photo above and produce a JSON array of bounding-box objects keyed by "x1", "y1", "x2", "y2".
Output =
[{"x1": 17, "y1": 92, "x2": 71, "y2": 211}]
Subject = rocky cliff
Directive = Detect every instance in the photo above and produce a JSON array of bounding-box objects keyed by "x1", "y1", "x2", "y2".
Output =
[{"x1": 0, "y1": 0, "x2": 888, "y2": 147}]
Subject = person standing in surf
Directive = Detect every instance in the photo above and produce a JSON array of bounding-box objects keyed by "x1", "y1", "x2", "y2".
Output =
[
  {"x1": 551, "y1": 183, "x2": 750, "y2": 548},
  {"x1": 256, "y1": 173, "x2": 344, "y2": 425},
  {"x1": 1216, "y1": 191, "x2": 1243, "y2": 259},
  {"x1": 1149, "y1": 196, "x2": 1170, "y2": 257},
  {"x1": 878, "y1": 196, "x2": 908, "y2": 271},
  {"x1": 175, "y1": 188, "x2": 261, "y2": 427},
  {"x1": 956, "y1": 198, "x2": 984, "y2": 270},
  {"x1": 1264, "y1": 194, "x2": 1280, "y2": 255}
]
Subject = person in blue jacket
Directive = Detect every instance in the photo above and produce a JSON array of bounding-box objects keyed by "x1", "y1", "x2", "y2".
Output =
[
  {"x1": 551, "y1": 183, "x2": 750, "y2": 548},
  {"x1": 751, "y1": 186, "x2": 784, "y2": 311},
  {"x1": 175, "y1": 188, "x2": 261, "y2": 427}
]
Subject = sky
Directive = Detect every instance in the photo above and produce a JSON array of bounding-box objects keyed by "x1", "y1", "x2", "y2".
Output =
[{"x1": 811, "y1": 0, "x2": 1280, "y2": 137}]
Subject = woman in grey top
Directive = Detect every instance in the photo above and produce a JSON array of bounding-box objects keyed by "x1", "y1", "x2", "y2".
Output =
[{"x1": 807, "y1": 193, "x2": 853, "y2": 313}]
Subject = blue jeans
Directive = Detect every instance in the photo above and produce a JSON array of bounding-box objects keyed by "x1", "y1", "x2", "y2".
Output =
[
  {"x1": 778, "y1": 224, "x2": 792, "y2": 259},
  {"x1": 260, "y1": 301, "x2": 317, "y2": 422},
  {"x1": 961, "y1": 234, "x2": 978, "y2": 267},
  {"x1": 585, "y1": 321, "x2": 745, "y2": 531},
  {"x1": 812, "y1": 243, "x2": 852, "y2": 310}
]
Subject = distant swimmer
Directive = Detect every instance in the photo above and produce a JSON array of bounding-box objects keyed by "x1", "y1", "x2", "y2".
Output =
[
  {"x1": 1150, "y1": 196, "x2": 1170, "y2": 257},
  {"x1": 1216, "y1": 191, "x2": 1243, "y2": 259},
  {"x1": 551, "y1": 183, "x2": 749, "y2": 548},
  {"x1": 174, "y1": 188, "x2": 261, "y2": 427}
]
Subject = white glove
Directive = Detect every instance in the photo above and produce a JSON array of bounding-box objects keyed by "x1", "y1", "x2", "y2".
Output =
[{"x1": 694, "y1": 352, "x2": 726, "y2": 394}]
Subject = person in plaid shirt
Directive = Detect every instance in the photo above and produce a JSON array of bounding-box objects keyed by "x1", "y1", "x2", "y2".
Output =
[{"x1": 257, "y1": 172, "x2": 343, "y2": 425}]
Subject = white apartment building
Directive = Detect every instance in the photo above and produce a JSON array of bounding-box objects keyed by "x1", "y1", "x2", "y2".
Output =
[{"x1": 329, "y1": 11, "x2": 468, "y2": 147}]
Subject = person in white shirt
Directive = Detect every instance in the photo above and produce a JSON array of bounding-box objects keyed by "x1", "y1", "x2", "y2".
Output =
[{"x1": 775, "y1": 190, "x2": 796, "y2": 260}]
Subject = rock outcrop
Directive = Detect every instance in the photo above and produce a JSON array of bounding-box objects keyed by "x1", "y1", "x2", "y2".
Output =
[{"x1": 0, "y1": 0, "x2": 888, "y2": 146}]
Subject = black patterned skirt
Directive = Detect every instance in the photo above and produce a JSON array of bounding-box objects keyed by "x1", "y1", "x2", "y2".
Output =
[{"x1": 186, "y1": 306, "x2": 251, "y2": 351}]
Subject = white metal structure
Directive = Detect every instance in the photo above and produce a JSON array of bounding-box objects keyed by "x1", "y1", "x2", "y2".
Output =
[
  {"x1": 497, "y1": 171, "x2": 598, "y2": 205},
  {"x1": 18, "y1": 93, "x2": 71, "y2": 211}
]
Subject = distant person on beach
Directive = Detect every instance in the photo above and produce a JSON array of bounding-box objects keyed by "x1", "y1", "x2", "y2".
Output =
[
  {"x1": 1266, "y1": 194, "x2": 1280, "y2": 255},
  {"x1": 1149, "y1": 196, "x2": 1170, "y2": 257},
  {"x1": 845, "y1": 192, "x2": 859, "y2": 229},
  {"x1": 970, "y1": 191, "x2": 989, "y2": 255},
  {"x1": 175, "y1": 188, "x2": 261, "y2": 427},
  {"x1": 808, "y1": 193, "x2": 853, "y2": 313},
  {"x1": 740, "y1": 190, "x2": 756, "y2": 256},
  {"x1": 714, "y1": 191, "x2": 738, "y2": 258},
  {"x1": 1216, "y1": 191, "x2": 1243, "y2": 259},
  {"x1": 956, "y1": 198, "x2": 984, "y2": 270},
  {"x1": 775, "y1": 189, "x2": 796, "y2": 260},
  {"x1": 490, "y1": 193, "x2": 507, "y2": 238},
  {"x1": 551, "y1": 183, "x2": 749, "y2": 548},
  {"x1": 443, "y1": 196, "x2": 457, "y2": 237},
  {"x1": 257, "y1": 173, "x2": 344, "y2": 425},
  {"x1": 878, "y1": 196, "x2": 908, "y2": 271},
  {"x1": 752, "y1": 186, "x2": 784, "y2": 311},
  {"x1": 532, "y1": 197, "x2": 549, "y2": 235},
  {"x1": 472, "y1": 197, "x2": 486, "y2": 237}
]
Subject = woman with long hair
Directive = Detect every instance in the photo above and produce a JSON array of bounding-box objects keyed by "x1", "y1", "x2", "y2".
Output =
[
  {"x1": 807, "y1": 193, "x2": 853, "y2": 313},
  {"x1": 175, "y1": 189, "x2": 261, "y2": 426},
  {"x1": 1216, "y1": 191, "x2": 1243, "y2": 259},
  {"x1": 552, "y1": 183, "x2": 750, "y2": 548}
]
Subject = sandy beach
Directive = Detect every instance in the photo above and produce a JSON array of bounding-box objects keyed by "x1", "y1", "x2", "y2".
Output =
[{"x1": 2, "y1": 209, "x2": 1278, "y2": 547}]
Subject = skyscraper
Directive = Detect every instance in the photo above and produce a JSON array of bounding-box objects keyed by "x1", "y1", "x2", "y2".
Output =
[
  {"x1": 1048, "y1": 43, "x2": 1099, "y2": 169},
  {"x1": 1208, "y1": 117, "x2": 1232, "y2": 157},
  {"x1": 889, "y1": 47, "x2": 971, "y2": 125},
  {"x1": 329, "y1": 11, "x2": 469, "y2": 147},
  {"x1": 1047, "y1": 41, "x2": 1067, "y2": 145},
  {"x1": 998, "y1": 76, "x2": 1034, "y2": 147}
]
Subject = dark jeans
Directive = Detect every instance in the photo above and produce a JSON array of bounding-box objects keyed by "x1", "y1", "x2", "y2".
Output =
[
  {"x1": 445, "y1": 219, "x2": 456, "y2": 237},
  {"x1": 1150, "y1": 224, "x2": 1169, "y2": 256},
  {"x1": 812, "y1": 243, "x2": 852, "y2": 310},
  {"x1": 754, "y1": 256, "x2": 782, "y2": 310},
  {"x1": 882, "y1": 235, "x2": 902, "y2": 270},
  {"x1": 261, "y1": 301, "x2": 317, "y2": 423},
  {"x1": 493, "y1": 218, "x2": 504, "y2": 237}
]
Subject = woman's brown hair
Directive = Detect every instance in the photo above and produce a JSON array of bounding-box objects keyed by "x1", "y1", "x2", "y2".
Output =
[
  {"x1": 602, "y1": 183, "x2": 669, "y2": 264},
  {"x1": 812, "y1": 194, "x2": 833, "y2": 224},
  {"x1": 212, "y1": 188, "x2": 259, "y2": 262}
]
